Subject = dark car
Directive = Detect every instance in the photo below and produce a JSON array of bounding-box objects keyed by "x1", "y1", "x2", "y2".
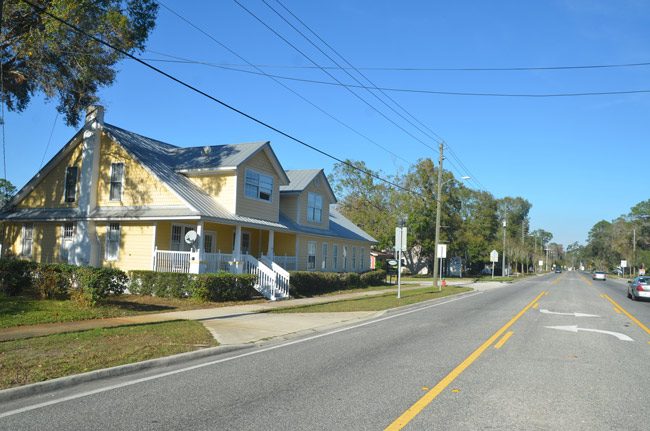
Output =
[{"x1": 554, "y1": 267, "x2": 562, "y2": 273}]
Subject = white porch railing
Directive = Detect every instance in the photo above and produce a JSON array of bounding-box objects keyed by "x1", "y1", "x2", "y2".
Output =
[
  {"x1": 243, "y1": 254, "x2": 290, "y2": 300},
  {"x1": 271, "y1": 255, "x2": 297, "y2": 271},
  {"x1": 204, "y1": 252, "x2": 235, "y2": 273},
  {"x1": 154, "y1": 250, "x2": 191, "y2": 273}
]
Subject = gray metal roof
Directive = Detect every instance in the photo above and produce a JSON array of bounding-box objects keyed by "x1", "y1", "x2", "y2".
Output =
[
  {"x1": 90, "y1": 206, "x2": 198, "y2": 220},
  {"x1": 278, "y1": 204, "x2": 376, "y2": 243},
  {"x1": 0, "y1": 207, "x2": 83, "y2": 221},
  {"x1": 280, "y1": 169, "x2": 337, "y2": 203}
]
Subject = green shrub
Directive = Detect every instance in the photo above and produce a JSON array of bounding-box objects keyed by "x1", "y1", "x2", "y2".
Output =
[
  {"x1": 128, "y1": 271, "x2": 193, "y2": 298},
  {"x1": 0, "y1": 257, "x2": 36, "y2": 296},
  {"x1": 32, "y1": 263, "x2": 76, "y2": 299},
  {"x1": 360, "y1": 269, "x2": 386, "y2": 286},
  {"x1": 73, "y1": 267, "x2": 128, "y2": 306},
  {"x1": 289, "y1": 271, "x2": 385, "y2": 296},
  {"x1": 190, "y1": 273, "x2": 258, "y2": 302}
]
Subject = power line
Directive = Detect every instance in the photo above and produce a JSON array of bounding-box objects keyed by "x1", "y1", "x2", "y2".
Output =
[
  {"x1": 39, "y1": 112, "x2": 59, "y2": 169},
  {"x1": 232, "y1": 0, "x2": 438, "y2": 152},
  {"x1": 135, "y1": 54, "x2": 650, "y2": 98},
  {"x1": 20, "y1": 0, "x2": 419, "y2": 198},
  {"x1": 267, "y1": 0, "x2": 485, "y2": 190},
  {"x1": 155, "y1": 1, "x2": 409, "y2": 166}
]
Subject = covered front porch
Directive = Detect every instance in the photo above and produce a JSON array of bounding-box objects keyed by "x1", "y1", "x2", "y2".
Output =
[{"x1": 151, "y1": 220, "x2": 297, "y2": 273}]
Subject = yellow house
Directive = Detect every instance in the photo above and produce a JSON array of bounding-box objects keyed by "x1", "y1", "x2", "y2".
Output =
[{"x1": 0, "y1": 106, "x2": 376, "y2": 299}]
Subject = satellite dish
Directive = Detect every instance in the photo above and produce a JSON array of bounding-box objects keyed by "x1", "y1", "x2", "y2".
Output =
[{"x1": 184, "y1": 230, "x2": 198, "y2": 245}]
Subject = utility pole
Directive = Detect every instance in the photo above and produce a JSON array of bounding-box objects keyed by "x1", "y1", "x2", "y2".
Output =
[
  {"x1": 633, "y1": 227, "x2": 636, "y2": 276},
  {"x1": 432, "y1": 143, "x2": 444, "y2": 291}
]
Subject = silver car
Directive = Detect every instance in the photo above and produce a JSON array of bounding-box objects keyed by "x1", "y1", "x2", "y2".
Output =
[
  {"x1": 628, "y1": 276, "x2": 650, "y2": 301},
  {"x1": 592, "y1": 271, "x2": 607, "y2": 281}
]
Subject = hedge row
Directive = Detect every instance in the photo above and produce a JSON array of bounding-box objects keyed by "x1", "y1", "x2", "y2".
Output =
[
  {"x1": 128, "y1": 271, "x2": 258, "y2": 301},
  {"x1": 0, "y1": 257, "x2": 127, "y2": 306},
  {"x1": 289, "y1": 269, "x2": 386, "y2": 296}
]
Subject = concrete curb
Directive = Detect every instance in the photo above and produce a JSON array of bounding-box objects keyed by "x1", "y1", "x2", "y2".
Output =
[{"x1": 0, "y1": 344, "x2": 251, "y2": 403}]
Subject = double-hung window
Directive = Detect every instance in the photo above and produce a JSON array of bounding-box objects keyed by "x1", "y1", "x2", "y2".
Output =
[
  {"x1": 109, "y1": 163, "x2": 124, "y2": 201},
  {"x1": 171, "y1": 225, "x2": 194, "y2": 252},
  {"x1": 343, "y1": 246, "x2": 348, "y2": 271},
  {"x1": 21, "y1": 223, "x2": 34, "y2": 258},
  {"x1": 307, "y1": 192, "x2": 323, "y2": 223},
  {"x1": 245, "y1": 169, "x2": 273, "y2": 202},
  {"x1": 322, "y1": 243, "x2": 328, "y2": 270},
  {"x1": 332, "y1": 244, "x2": 338, "y2": 271},
  {"x1": 360, "y1": 248, "x2": 365, "y2": 270},
  {"x1": 307, "y1": 241, "x2": 316, "y2": 270},
  {"x1": 352, "y1": 247, "x2": 357, "y2": 270},
  {"x1": 64, "y1": 166, "x2": 78, "y2": 203},
  {"x1": 106, "y1": 223, "x2": 120, "y2": 261}
]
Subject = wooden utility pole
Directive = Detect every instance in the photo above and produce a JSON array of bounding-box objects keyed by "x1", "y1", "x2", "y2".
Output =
[{"x1": 432, "y1": 143, "x2": 444, "y2": 291}]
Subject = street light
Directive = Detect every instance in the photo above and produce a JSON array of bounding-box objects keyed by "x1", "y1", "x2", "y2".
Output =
[{"x1": 433, "y1": 175, "x2": 470, "y2": 291}]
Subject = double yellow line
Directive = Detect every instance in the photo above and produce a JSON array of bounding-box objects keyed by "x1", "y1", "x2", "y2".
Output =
[{"x1": 385, "y1": 290, "x2": 545, "y2": 430}]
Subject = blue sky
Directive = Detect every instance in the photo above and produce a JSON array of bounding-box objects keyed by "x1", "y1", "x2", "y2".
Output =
[{"x1": 5, "y1": 0, "x2": 650, "y2": 246}]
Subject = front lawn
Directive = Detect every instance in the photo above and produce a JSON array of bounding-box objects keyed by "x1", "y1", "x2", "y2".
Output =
[
  {"x1": 271, "y1": 285, "x2": 473, "y2": 313},
  {"x1": 0, "y1": 294, "x2": 266, "y2": 329},
  {"x1": 0, "y1": 320, "x2": 218, "y2": 390}
]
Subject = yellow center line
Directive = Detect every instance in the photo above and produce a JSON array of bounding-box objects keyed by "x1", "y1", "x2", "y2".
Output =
[
  {"x1": 384, "y1": 290, "x2": 546, "y2": 431},
  {"x1": 532, "y1": 303, "x2": 539, "y2": 309},
  {"x1": 613, "y1": 307, "x2": 621, "y2": 314},
  {"x1": 602, "y1": 294, "x2": 650, "y2": 337},
  {"x1": 494, "y1": 331, "x2": 514, "y2": 349}
]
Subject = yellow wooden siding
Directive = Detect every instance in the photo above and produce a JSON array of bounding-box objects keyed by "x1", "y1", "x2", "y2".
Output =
[
  {"x1": 2, "y1": 223, "x2": 23, "y2": 256},
  {"x1": 99, "y1": 222, "x2": 155, "y2": 272},
  {"x1": 296, "y1": 234, "x2": 369, "y2": 272},
  {"x1": 274, "y1": 232, "x2": 296, "y2": 256},
  {"x1": 297, "y1": 176, "x2": 331, "y2": 230},
  {"x1": 17, "y1": 140, "x2": 83, "y2": 209},
  {"x1": 188, "y1": 174, "x2": 237, "y2": 213},
  {"x1": 279, "y1": 195, "x2": 298, "y2": 223},
  {"x1": 236, "y1": 150, "x2": 280, "y2": 222},
  {"x1": 97, "y1": 134, "x2": 184, "y2": 207}
]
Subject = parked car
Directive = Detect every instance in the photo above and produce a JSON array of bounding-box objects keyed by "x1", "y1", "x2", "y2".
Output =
[
  {"x1": 592, "y1": 271, "x2": 607, "y2": 281},
  {"x1": 554, "y1": 267, "x2": 562, "y2": 273},
  {"x1": 627, "y1": 276, "x2": 650, "y2": 301}
]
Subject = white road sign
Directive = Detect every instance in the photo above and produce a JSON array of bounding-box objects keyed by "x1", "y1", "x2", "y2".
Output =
[
  {"x1": 437, "y1": 244, "x2": 447, "y2": 259},
  {"x1": 621, "y1": 260, "x2": 628, "y2": 268},
  {"x1": 490, "y1": 250, "x2": 499, "y2": 263},
  {"x1": 395, "y1": 227, "x2": 407, "y2": 252}
]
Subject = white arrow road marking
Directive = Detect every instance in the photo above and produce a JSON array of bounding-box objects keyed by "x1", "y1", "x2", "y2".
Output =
[
  {"x1": 545, "y1": 325, "x2": 634, "y2": 341},
  {"x1": 540, "y1": 309, "x2": 600, "y2": 318}
]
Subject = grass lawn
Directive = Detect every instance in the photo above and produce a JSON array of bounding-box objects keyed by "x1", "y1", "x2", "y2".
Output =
[
  {"x1": 0, "y1": 320, "x2": 218, "y2": 390},
  {"x1": 271, "y1": 285, "x2": 473, "y2": 313},
  {"x1": 0, "y1": 294, "x2": 266, "y2": 329},
  {"x1": 398, "y1": 276, "x2": 478, "y2": 283}
]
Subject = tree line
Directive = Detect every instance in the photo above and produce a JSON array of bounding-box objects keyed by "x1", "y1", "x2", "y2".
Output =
[
  {"x1": 565, "y1": 200, "x2": 650, "y2": 274},
  {"x1": 328, "y1": 159, "x2": 559, "y2": 275}
]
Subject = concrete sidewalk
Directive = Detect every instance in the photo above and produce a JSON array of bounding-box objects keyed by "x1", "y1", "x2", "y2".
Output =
[{"x1": 0, "y1": 280, "x2": 509, "y2": 345}]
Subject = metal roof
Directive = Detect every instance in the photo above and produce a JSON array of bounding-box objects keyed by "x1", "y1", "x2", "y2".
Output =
[
  {"x1": 0, "y1": 207, "x2": 83, "y2": 221},
  {"x1": 278, "y1": 204, "x2": 376, "y2": 243},
  {"x1": 280, "y1": 169, "x2": 337, "y2": 203}
]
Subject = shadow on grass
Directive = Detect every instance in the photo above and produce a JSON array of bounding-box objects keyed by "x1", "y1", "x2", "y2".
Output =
[{"x1": 101, "y1": 298, "x2": 177, "y2": 313}]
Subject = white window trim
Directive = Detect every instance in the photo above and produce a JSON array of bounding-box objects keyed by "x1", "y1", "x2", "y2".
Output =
[
  {"x1": 204, "y1": 230, "x2": 217, "y2": 254},
  {"x1": 307, "y1": 192, "x2": 323, "y2": 224},
  {"x1": 170, "y1": 223, "x2": 196, "y2": 252},
  {"x1": 352, "y1": 246, "x2": 357, "y2": 270},
  {"x1": 343, "y1": 245, "x2": 348, "y2": 271},
  {"x1": 307, "y1": 240, "x2": 317, "y2": 270},
  {"x1": 21, "y1": 223, "x2": 34, "y2": 258},
  {"x1": 109, "y1": 162, "x2": 125, "y2": 202},
  {"x1": 60, "y1": 223, "x2": 75, "y2": 263},
  {"x1": 105, "y1": 223, "x2": 121, "y2": 261},
  {"x1": 244, "y1": 168, "x2": 274, "y2": 203},
  {"x1": 322, "y1": 242, "x2": 328, "y2": 271},
  {"x1": 332, "y1": 244, "x2": 338, "y2": 271}
]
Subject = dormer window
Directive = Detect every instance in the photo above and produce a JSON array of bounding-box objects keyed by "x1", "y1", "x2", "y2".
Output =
[
  {"x1": 109, "y1": 163, "x2": 124, "y2": 201},
  {"x1": 64, "y1": 166, "x2": 78, "y2": 203},
  {"x1": 307, "y1": 192, "x2": 323, "y2": 223},
  {"x1": 245, "y1": 169, "x2": 273, "y2": 202}
]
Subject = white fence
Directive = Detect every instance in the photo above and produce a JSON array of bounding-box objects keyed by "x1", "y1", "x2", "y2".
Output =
[
  {"x1": 204, "y1": 252, "x2": 235, "y2": 273},
  {"x1": 271, "y1": 255, "x2": 297, "y2": 271},
  {"x1": 153, "y1": 250, "x2": 191, "y2": 273}
]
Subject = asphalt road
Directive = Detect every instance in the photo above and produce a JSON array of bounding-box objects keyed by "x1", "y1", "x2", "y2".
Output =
[{"x1": 1, "y1": 272, "x2": 649, "y2": 430}]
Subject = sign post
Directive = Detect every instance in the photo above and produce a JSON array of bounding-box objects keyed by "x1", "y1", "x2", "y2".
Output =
[
  {"x1": 437, "y1": 244, "x2": 447, "y2": 291},
  {"x1": 395, "y1": 226, "x2": 407, "y2": 299},
  {"x1": 490, "y1": 250, "x2": 499, "y2": 279}
]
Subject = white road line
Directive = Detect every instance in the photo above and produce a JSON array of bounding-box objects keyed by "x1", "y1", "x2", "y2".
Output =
[{"x1": 0, "y1": 291, "x2": 485, "y2": 420}]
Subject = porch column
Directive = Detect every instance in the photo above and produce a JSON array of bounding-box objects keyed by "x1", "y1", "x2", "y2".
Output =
[
  {"x1": 189, "y1": 221, "x2": 206, "y2": 274},
  {"x1": 233, "y1": 225, "x2": 242, "y2": 273},
  {"x1": 267, "y1": 230, "x2": 275, "y2": 260}
]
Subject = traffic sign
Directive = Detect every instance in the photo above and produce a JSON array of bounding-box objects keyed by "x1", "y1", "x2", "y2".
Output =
[
  {"x1": 490, "y1": 250, "x2": 499, "y2": 263},
  {"x1": 395, "y1": 227, "x2": 407, "y2": 252},
  {"x1": 437, "y1": 243, "x2": 447, "y2": 258}
]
